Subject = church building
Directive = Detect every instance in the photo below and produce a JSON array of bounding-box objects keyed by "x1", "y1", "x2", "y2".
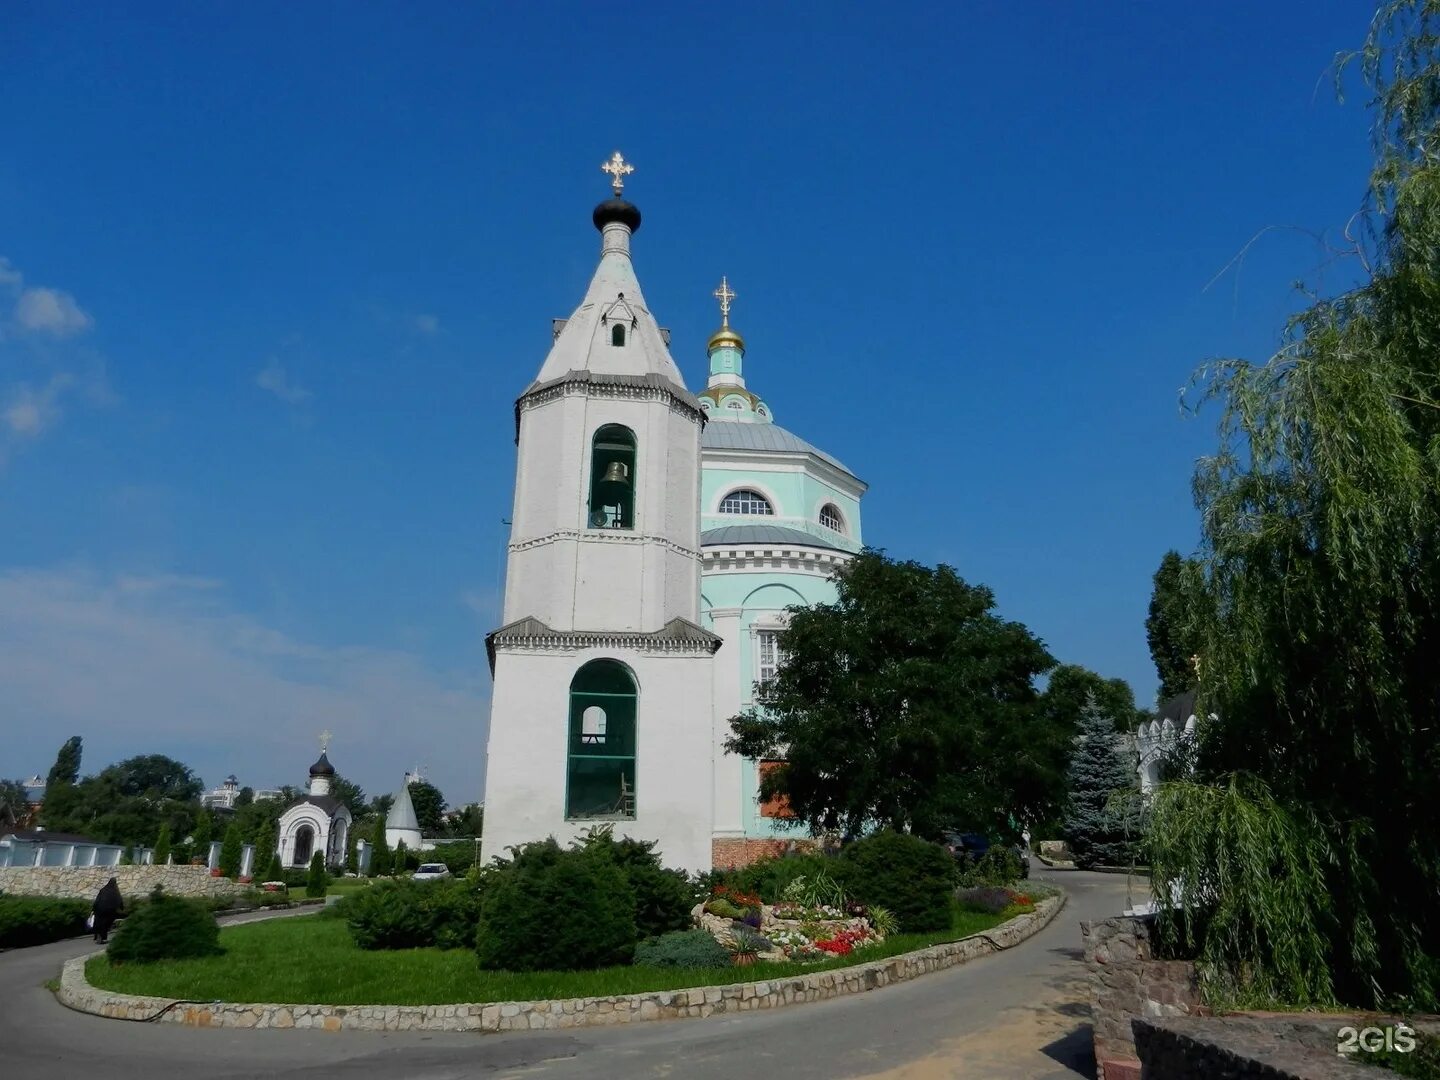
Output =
[
  {"x1": 275, "y1": 748, "x2": 351, "y2": 869},
  {"x1": 480, "y1": 155, "x2": 864, "y2": 872}
]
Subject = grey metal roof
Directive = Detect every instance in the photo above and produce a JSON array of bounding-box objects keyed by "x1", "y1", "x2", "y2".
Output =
[
  {"x1": 386, "y1": 784, "x2": 420, "y2": 833},
  {"x1": 701, "y1": 421, "x2": 854, "y2": 476},
  {"x1": 701, "y1": 524, "x2": 846, "y2": 551}
]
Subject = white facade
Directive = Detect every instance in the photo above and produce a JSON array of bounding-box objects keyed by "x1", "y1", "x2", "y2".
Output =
[
  {"x1": 481, "y1": 181, "x2": 720, "y2": 874},
  {"x1": 275, "y1": 752, "x2": 351, "y2": 869}
]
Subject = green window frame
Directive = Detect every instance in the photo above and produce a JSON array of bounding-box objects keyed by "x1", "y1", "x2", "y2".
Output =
[
  {"x1": 565, "y1": 659, "x2": 637, "y2": 820},
  {"x1": 587, "y1": 424, "x2": 636, "y2": 530}
]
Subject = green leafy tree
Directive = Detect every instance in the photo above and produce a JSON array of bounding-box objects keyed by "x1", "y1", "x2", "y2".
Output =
[
  {"x1": 1159, "y1": 0, "x2": 1440, "y2": 1009},
  {"x1": 1062, "y1": 696, "x2": 1137, "y2": 869},
  {"x1": 236, "y1": 786, "x2": 254, "y2": 808},
  {"x1": 46, "y1": 736, "x2": 83, "y2": 788},
  {"x1": 446, "y1": 802, "x2": 484, "y2": 838},
  {"x1": 1145, "y1": 550, "x2": 1205, "y2": 701},
  {"x1": 1042, "y1": 664, "x2": 1140, "y2": 736},
  {"x1": 219, "y1": 823, "x2": 243, "y2": 878},
  {"x1": 330, "y1": 774, "x2": 368, "y2": 818},
  {"x1": 407, "y1": 781, "x2": 446, "y2": 834},
  {"x1": 0, "y1": 779, "x2": 29, "y2": 828},
  {"x1": 369, "y1": 818, "x2": 391, "y2": 877},
  {"x1": 345, "y1": 828, "x2": 358, "y2": 874},
  {"x1": 305, "y1": 851, "x2": 328, "y2": 897},
  {"x1": 726, "y1": 550, "x2": 1062, "y2": 838},
  {"x1": 152, "y1": 822, "x2": 172, "y2": 865},
  {"x1": 366, "y1": 793, "x2": 394, "y2": 823}
]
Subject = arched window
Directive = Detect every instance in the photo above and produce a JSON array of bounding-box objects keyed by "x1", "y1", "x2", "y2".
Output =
[
  {"x1": 292, "y1": 824, "x2": 314, "y2": 867},
  {"x1": 566, "y1": 660, "x2": 637, "y2": 820},
  {"x1": 611, "y1": 323, "x2": 626, "y2": 347},
  {"x1": 719, "y1": 488, "x2": 774, "y2": 516},
  {"x1": 819, "y1": 504, "x2": 845, "y2": 533},
  {"x1": 588, "y1": 424, "x2": 636, "y2": 529}
]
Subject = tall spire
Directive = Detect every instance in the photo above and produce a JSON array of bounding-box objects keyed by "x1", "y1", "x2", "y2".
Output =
[{"x1": 700, "y1": 275, "x2": 770, "y2": 423}]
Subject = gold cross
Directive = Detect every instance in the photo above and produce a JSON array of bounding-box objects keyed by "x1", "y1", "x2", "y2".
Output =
[
  {"x1": 713, "y1": 276, "x2": 736, "y2": 326},
  {"x1": 600, "y1": 151, "x2": 634, "y2": 195},
  {"x1": 319, "y1": 729, "x2": 333, "y2": 753}
]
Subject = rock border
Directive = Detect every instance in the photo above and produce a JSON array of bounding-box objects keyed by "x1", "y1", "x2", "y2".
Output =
[{"x1": 57, "y1": 892, "x2": 1065, "y2": 1033}]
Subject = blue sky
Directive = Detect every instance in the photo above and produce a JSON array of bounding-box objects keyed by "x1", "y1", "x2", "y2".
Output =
[{"x1": 1, "y1": 2, "x2": 1380, "y2": 803}]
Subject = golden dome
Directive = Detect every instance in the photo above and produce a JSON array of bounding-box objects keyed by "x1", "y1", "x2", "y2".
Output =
[{"x1": 707, "y1": 325, "x2": 746, "y2": 353}]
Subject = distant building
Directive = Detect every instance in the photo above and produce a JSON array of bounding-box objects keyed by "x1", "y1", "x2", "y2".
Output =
[
  {"x1": 201, "y1": 774, "x2": 244, "y2": 810},
  {"x1": 385, "y1": 780, "x2": 423, "y2": 853},
  {"x1": 1137, "y1": 689, "x2": 1198, "y2": 794}
]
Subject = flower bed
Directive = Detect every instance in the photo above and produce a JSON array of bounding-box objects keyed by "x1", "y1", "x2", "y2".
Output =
[{"x1": 693, "y1": 876, "x2": 890, "y2": 963}]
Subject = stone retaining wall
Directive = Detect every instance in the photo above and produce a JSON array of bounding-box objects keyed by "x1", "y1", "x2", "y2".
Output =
[
  {"x1": 1081, "y1": 914, "x2": 1201, "y2": 1080},
  {"x1": 0, "y1": 865, "x2": 250, "y2": 902},
  {"x1": 58, "y1": 892, "x2": 1065, "y2": 1034}
]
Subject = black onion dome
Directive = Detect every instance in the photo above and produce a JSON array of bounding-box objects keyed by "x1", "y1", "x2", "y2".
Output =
[
  {"x1": 308, "y1": 751, "x2": 336, "y2": 777},
  {"x1": 593, "y1": 196, "x2": 641, "y2": 233}
]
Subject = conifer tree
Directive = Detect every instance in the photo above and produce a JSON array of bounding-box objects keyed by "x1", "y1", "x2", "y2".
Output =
[
  {"x1": 305, "y1": 851, "x2": 328, "y2": 898},
  {"x1": 253, "y1": 819, "x2": 276, "y2": 877},
  {"x1": 191, "y1": 810, "x2": 213, "y2": 863},
  {"x1": 152, "y1": 822, "x2": 172, "y2": 865},
  {"x1": 262, "y1": 852, "x2": 283, "y2": 884},
  {"x1": 345, "y1": 829, "x2": 358, "y2": 874},
  {"x1": 370, "y1": 818, "x2": 391, "y2": 877},
  {"x1": 1062, "y1": 696, "x2": 1137, "y2": 869},
  {"x1": 219, "y1": 823, "x2": 243, "y2": 878}
]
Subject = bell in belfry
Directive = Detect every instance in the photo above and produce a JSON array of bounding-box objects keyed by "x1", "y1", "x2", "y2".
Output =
[{"x1": 601, "y1": 461, "x2": 630, "y2": 488}]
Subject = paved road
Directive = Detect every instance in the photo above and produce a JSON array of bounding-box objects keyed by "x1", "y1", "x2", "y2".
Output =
[{"x1": 3, "y1": 869, "x2": 1147, "y2": 1080}]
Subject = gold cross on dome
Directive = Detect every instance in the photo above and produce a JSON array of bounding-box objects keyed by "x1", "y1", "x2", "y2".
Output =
[
  {"x1": 601, "y1": 151, "x2": 634, "y2": 195},
  {"x1": 714, "y1": 276, "x2": 736, "y2": 326},
  {"x1": 319, "y1": 729, "x2": 333, "y2": 753}
]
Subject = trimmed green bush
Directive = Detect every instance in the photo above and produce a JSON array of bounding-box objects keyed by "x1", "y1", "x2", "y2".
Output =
[
  {"x1": 0, "y1": 896, "x2": 91, "y2": 948},
  {"x1": 475, "y1": 839, "x2": 636, "y2": 971},
  {"x1": 633, "y1": 929, "x2": 732, "y2": 970},
  {"x1": 343, "y1": 878, "x2": 482, "y2": 950},
  {"x1": 305, "y1": 852, "x2": 328, "y2": 898},
  {"x1": 956, "y1": 846, "x2": 1024, "y2": 888},
  {"x1": 152, "y1": 823, "x2": 172, "y2": 865},
  {"x1": 575, "y1": 829, "x2": 693, "y2": 940},
  {"x1": 704, "y1": 851, "x2": 840, "y2": 903},
  {"x1": 107, "y1": 889, "x2": 221, "y2": 964},
  {"x1": 840, "y1": 831, "x2": 954, "y2": 933}
]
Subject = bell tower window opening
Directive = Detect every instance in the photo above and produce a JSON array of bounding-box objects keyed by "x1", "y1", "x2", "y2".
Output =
[
  {"x1": 611, "y1": 323, "x2": 626, "y2": 347},
  {"x1": 588, "y1": 424, "x2": 636, "y2": 530},
  {"x1": 566, "y1": 660, "x2": 637, "y2": 820},
  {"x1": 720, "y1": 488, "x2": 774, "y2": 516},
  {"x1": 820, "y1": 504, "x2": 845, "y2": 533}
]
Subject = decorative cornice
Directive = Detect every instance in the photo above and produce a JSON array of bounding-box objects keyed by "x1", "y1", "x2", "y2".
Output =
[
  {"x1": 514, "y1": 370, "x2": 705, "y2": 441},
  {"x1": 701, "y1": 545, "x2": 854, "y2": 574},
  {"x1": 510, "y1": 529, "x2": 700, "y2": 560},
  {"x1": 486, "y1": 615, "x2": 722, "y2": 673}
]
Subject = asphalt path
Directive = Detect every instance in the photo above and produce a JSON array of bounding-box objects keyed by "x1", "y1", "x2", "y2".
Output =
[{"x1": 2, "y1": 868, "x2": 1147, "y2": 1080}]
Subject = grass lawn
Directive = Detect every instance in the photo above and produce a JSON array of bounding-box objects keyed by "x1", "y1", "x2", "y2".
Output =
[
  {"x1": 85, "y1": 901, "x2": 1021, "y2": 1006},
  {"x1": 325, "y1": 879, "x2": 374, "y2": 897}
]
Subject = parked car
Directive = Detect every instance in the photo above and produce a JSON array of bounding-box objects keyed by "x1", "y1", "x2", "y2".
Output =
[{"x1": 412, "y1": 863, "x2": 452, "y2": 882}]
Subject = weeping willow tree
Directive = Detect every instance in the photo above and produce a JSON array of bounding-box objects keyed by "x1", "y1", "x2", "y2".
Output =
[{"x1": 1149, "y1": 0, "x2": 1440, "y2": 1010}]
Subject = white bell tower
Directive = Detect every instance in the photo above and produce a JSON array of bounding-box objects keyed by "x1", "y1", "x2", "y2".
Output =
[{"x1": 480, "y1": 154, "x2": 719, "y2": 873}]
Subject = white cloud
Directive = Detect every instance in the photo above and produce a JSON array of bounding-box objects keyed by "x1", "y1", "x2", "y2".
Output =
[
  {"x1": 0, "y1": 566, "x2": 490, "y2": 801},
  {"x1": 0, "y1": 257, "x2": 22, "y2": 290},
  {"x1": 415, "y1": 313, "x2": 440, "y2": 335},
  {"x1": 256, "y1": 358, "x2": 312, "y2": 405},
  {"x1": 13, "y1": 286, "x2": 93, "y2": 337},
  {"x1": 4, "y1": 373, "x2": 76, "y2": 439}
]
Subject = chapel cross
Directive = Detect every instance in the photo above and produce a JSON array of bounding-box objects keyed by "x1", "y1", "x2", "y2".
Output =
[
  {"x1": 713, "y1": 276, "x2": 736, "y2": 326},
  {"x1": 319, "y1": 729, "x2": 333, "y2": 753},
  {"x1": 601, "y1": 151, "x2": 634, "y2": 195}
]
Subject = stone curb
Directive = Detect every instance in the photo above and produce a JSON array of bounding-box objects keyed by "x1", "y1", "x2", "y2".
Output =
[{"x1": 57, "y1": 892, "x2": 1066, "y2": 1034}]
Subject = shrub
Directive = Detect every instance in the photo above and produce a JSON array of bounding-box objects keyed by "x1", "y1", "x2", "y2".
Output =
[
  {"x1": 369, "y1": 820, "x2": 391, "y2": 877},
  {"x1": 305, "y1": 852, "x2": 328, "y2": 898},
  {"x1": 0, "y1": 896, "x2": 90, "y2": 948},
  {"x1": 575, "y1": 829, "x2": 693, "y2": 940},
  {"x1": 475, "y1": 838, "x2": 636, "y2": 971},
  {"x1": 343, "y1": 878, "x2": 482, "y2": 950},
  {"x1": 957, "y1": 847, "x2": 1024, "y2": 888},
  {"x1": 711, "y1": 852, "x2": 839, "y2": 903},
  {"x1": 633, "y1": 929, "x2": 731, "y2": 970},
  {"x1": 425, "y1": 840, "x2": 480, "y2": 876},
  {"x1": 840, "y1": 831, "x2": 954, "y2": 933},
  {"x1": 219, "y1": 823, "x2": 243, "y2": 879},
  {"x1": 704, "y1": 898, "x2": 744, "y2": 920},
  {"x1": 957, "y1": 886, "x2": 1014, "y2": 915},
  {"x1": 152, "y1": 823, "x2": 172, "y2": 865},
  {"x1": 107, "y1": 889, "x2": 221, "y2": 964}
]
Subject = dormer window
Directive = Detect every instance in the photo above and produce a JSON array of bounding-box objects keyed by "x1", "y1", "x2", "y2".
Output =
[
  {"x1": 820, "y1": 504, "x2": 845, "y2": 533},
  {"x1": 720, "y1": 489, "x2": 774, "y2": 516},
  {"x1": 611, "y1": 324, "x2": 626, "y2": 347}
]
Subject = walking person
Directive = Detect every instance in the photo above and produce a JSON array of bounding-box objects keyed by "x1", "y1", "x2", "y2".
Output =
[{"x1": 91, "y1": 877, "x2": 123, "y2": 944}]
